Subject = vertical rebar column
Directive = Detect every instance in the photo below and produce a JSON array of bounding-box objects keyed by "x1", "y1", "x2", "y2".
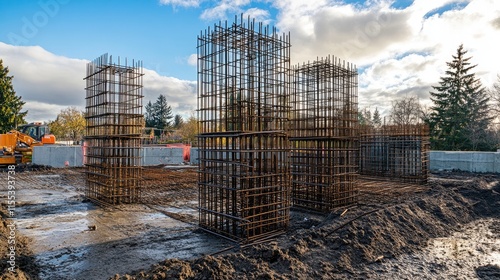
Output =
[
  {"x1": 290, "y1": 56, "x2": 359, "y2": 212},
  {"x1": 359, "y1": 124, "x2": 430, "y2": 184},
  {"x1": 197, "y1": 15, "x2": 291, "y2": 242},
  {"x1": 84, "y1": 53, "x2": 144, "y2": 205}
]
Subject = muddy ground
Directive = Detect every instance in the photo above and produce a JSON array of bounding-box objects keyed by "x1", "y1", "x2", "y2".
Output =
[{"x1": 0, "y1": 167, "x2": 499, "y2": 280}]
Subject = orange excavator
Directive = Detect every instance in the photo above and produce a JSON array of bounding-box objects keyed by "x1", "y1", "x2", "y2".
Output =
[{"x1": 0, "y1": 122, "x2": 56, "y2": 165}]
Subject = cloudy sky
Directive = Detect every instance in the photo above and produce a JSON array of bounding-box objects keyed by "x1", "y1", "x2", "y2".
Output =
[{"x1": 0, "y1": 0, "x2": 499, "y2": 122}]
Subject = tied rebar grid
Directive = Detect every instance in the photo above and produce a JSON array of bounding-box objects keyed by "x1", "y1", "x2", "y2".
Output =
[
  {"x1": 197, "y1": 15, "x2": 291, "y2": 243},
  {"x1": 290, "y1": 56, "x2": 359, "y2": 212},
  {"x1": 359, "y1": 124, "x2": 430, "y2": 184},
  {"x1": 84, "y1": 53, "x2": 144, "y2": 205}
]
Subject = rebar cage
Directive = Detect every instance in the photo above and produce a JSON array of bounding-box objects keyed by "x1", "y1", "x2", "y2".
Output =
[
  {"x1": 84, "y1": 53, "x2": 144, "y2": 205},
  {"x1": 197, "y1": 16, "x2": 291, "y2": 242},
  {"x1": 359, "y1": 124, "x2": 430, "y2": 184},
  {"x1": 290, "y1": 56, "x2": 359, "y2": 212}
]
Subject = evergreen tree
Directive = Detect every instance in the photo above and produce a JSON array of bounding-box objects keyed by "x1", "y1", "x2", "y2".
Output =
[
  {"x1": 428, "y1": 44, "x2": 493, "y2": 150},
  {"x1": 145, "y1": 101, "x2": 155, "y2": 127},
  {"x1": 153, "y1": 94, "x2": 173, "y2": 129},
  {"x1": 358, "y1": 108, "x2": 373, "y2": 126},
  {"x1": 358, "y1": 111, "x2": 366, "y2": 125},
  {"x1": 173, "y1": 114, "x2": 184, "y2": 129},
  {"x1": 0, "y1": 59, "x2": 27, "y2": 133},
  {"x1": 144, "y1": 94, "x2": 173, "y2": 131},
  {"x1": 364, "y1": 109, "x2": 372, "y2": 125},
  {"x1": 372, "y1": 107, "x2": 382, "y2": 127}
]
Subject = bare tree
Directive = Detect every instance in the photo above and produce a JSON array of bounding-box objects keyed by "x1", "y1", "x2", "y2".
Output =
[
  {"x1": 488, "y1": 74, "x2": 500, "y2": 147},
  {"x1": 489, "y1": 74, "x2": 500, "y2": 115},
  {"x1": 419, "y1": 104, "x2": 432, "y2": 124},
  {"x1": 358, "y1": 107, "x2": 373, "y2": 126},
  {"x1": 389, "y1": 95, "x2": 423, "y2": 125},
  {"x1": 372, "y1": 107, "x2": 382, "y2": 127}
]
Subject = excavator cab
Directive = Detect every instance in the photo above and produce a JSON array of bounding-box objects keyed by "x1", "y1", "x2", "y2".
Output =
[{"x1": 18, "y1": 122, "x2": 56, "y2": 144}]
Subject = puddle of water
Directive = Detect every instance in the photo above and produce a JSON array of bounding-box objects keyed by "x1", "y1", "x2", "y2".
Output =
[
  {"x1": 484, "y1": 181, "x2": 498, "y2": 190},
  {"x1": 33, "y1": 175, "x2": 61, "y2": 178},
  {"x1": 160, "y1": 205, "x2": 197, "y2": 215},
  {"x1": 368, "y1": 218, "x2": 500, "y2": 279},
  {"x1": 15, "y1": 186, "x2": 230, "y2": 280},
  {"x1": 142, "y1": 212, "x2": 169, "y2": 220},
  {"x1": 16, "y1": 188, "x2": 77, "y2": 205},
  {"x1": 428, "y1": 219, "x2": 500, "y2": 266}
]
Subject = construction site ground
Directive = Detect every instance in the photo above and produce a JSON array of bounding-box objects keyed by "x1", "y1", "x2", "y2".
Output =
[{"x1": 0, "y1": 166, "x2": 499, "y2": 280}]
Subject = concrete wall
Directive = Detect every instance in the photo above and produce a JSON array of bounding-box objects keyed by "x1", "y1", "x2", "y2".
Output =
[
  {"x1": 430, "y1": 151, "x2": 500, "y2": 173},
  {"x1": 142, "y1": 147, "x2": 185, "y2": 166},
  {"x1": 33, "y1": 146, "x2": 84, "y2": 168},
  {"x1": 33, "y1": 146, "x2": 195, "y2": 167},
  {"x1": 33, "y1": 147, "x2": 499, "y2": 173},
  {"x1": 190, "y1": 148, "x2": 199, "y2": 165}
]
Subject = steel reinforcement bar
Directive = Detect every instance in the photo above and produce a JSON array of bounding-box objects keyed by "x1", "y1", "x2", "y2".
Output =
[
  {"x1": 359, "y1": 124, "x2": 430, "y2": 184},
  {"x1": 84, "y1": 53, "x2": 144, "y2": 205},
  {"x1": 290, "y1": 56, "x2": 359, "y2": 212},
  {"x1": 197, "y1": 15, "x2": 291, "y2": 242}
]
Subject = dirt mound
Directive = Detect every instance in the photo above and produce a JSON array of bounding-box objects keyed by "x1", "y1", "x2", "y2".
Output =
[
  {"x1": 111, "y1": 174, "x2": 499, "y2": 280},
  {"x1": 0, "y1": 215, "x2": 40, "y2": 279}
]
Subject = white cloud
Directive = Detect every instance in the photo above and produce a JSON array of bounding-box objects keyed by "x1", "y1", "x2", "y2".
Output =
[
  {"x1": 270, "y1": 0, "x2": 500, "y2": 118},
  {"x1": 0, "y1": 42, "x2": 197, "y2": 122},
  {"x1": 272, "y1": 0, "x2": 414, "y2": 65},
  {"x1": 142, "y1": 69, "x2": 197, "y2": 114},
  {"x1": 23, "y1": 101, "x2": 70, "y2": 123},
  {"x1": 161, "y1": 0, "x2": 270, "y2": 23},
  {"x1": 0, "y1": 42, "x2": 87, "y2": 122},
  {"x1": 358, "y1": 53, "x2": 441, "y2": 115},
  {"x1": 3, "y1": 0, "x2": 500, "y2": 123},
  {"x1": 200, "y1": 0, "x2": 251, "y2": 20},
  {"x1": 242, "y1": 8, "x2": 271, "y2": 25},
  {"x1": 187, "y1": 53, "x2": 197, "y2": 66},
  {"x1": 159, "y1": 0, "x2": 203, "y2": 8}
]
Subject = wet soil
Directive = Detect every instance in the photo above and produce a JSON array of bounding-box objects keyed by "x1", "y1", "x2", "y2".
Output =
[
  {"x1": 0, "y1": 212, "x2": 40, "y2": 280},
  {"x1": 0, "y1": 167, "x2": 499, "y2": 280},
  {"x1": 0, "y1": 167, "x2": 229, "y2": 280},
  {"x1": 113, "y1": 172, "x2": 500, "y2": 280}
]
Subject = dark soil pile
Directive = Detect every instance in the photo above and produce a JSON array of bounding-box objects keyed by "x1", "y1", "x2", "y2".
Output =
[
  {"x1": 0, "y1": 213, "x2": 40, "y2": 280},
  {"x1": 111, "y1": 173, "x2": 500, "y2": 280}
]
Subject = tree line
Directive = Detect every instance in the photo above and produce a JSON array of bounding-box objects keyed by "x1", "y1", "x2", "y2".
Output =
[
  {"x1": 144, "y1": 94, "x2": 198, "y2": 143},
  {"x1": 0, "y1": 60, "x2": 198, "y2": 143},
  {"x1": 0, "y1": 59, "x2": 26, "y2": 133},
  {"x1": 363, "y1": 44, "x2": 499, "y2": 151},
  {"x1": 1, "y1": 44, "x2": 500, "y2": 150},
  {"x1": 47, "y1": 97, "x2": 199, "y2": 143}
]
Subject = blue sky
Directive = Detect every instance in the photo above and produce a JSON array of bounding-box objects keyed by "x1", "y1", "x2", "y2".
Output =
[
  {"x1": 1, "y1": 0, "x2": 208, "y2": 80},
  {"x1": 0, "y1": 0, "x2": 418, "y2": 80},
  {"x1": 0, "y1": 0, "x2": 499, "y2": 122}
]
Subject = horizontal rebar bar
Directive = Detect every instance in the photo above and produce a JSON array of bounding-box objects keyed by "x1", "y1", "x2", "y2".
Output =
[
  {"x1": 290, "y1": 55, "x2": 359, "y2": 212},
  {"x1": 359, "y1": 124, "x2": 430, "y2": 184},
  {"x1": 197, "y1": 15, "x2": 291, "y2": 243},
  {"x1": 84, "y1": 53, "x2": 144, "y2": 205}
]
